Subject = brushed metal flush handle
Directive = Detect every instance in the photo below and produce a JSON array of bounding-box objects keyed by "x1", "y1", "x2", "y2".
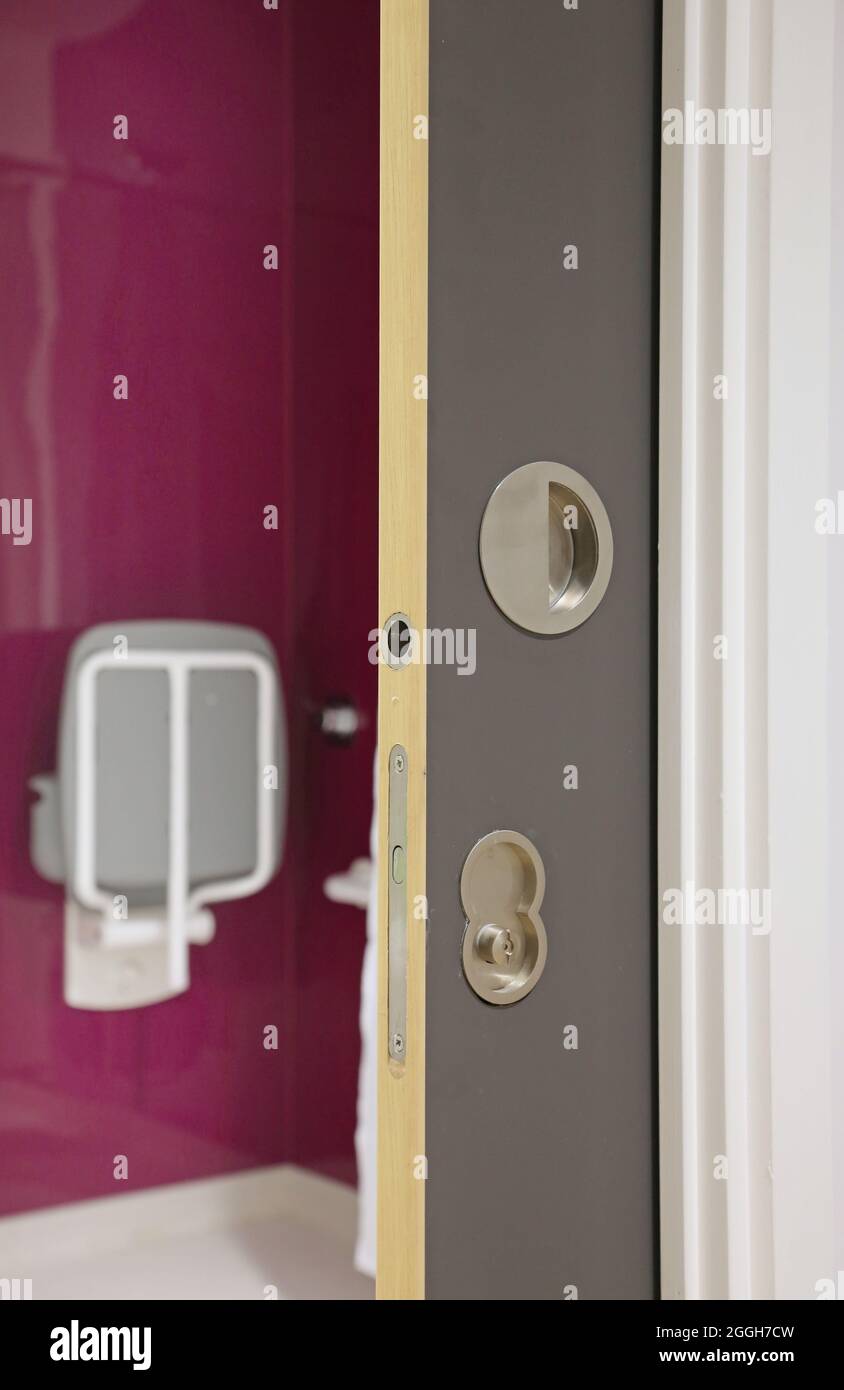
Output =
[
  {"x1": 460, "y1": 830, "x2": 547, "y2": 1006},
  {"x1": 479, "y1": 461, "x2": 613, "y2": 635}
]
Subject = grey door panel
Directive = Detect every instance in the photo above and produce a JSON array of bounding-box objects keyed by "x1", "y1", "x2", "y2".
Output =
[{"x1": 426, "y1": 0, "x2": 658, "y2": 1300}]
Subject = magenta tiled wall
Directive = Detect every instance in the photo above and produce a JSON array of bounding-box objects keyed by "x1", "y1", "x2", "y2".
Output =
[{"x1": 0, "y1": 0, "x2": 378, "y2": 1214}]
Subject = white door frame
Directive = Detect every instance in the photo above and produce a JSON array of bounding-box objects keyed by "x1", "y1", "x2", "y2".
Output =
[{"x1": 659, "y1": 0, "x2": 838, "y2": 1299}]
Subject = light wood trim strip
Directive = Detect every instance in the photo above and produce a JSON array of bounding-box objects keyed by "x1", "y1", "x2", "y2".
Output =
[{"x1": 377, "y1": 0, "x2": 429, "y2": 1300}]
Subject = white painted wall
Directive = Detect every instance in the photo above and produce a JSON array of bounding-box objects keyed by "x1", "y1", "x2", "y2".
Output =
[
  {"x1": 767, "y1": 0, "x2": 836, "y2": 1299},
  {"x1": 830, "y1": 0, "x2": 844, "y2": 1293}
]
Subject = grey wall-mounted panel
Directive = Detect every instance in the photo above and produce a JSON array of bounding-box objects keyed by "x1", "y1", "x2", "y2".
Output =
[
  {"x1": 426, "y1": 0, "x2": 658, "y2": 1300},
  {"x1": 58, "y1": 621, "x2": 284, "y2": 901}
]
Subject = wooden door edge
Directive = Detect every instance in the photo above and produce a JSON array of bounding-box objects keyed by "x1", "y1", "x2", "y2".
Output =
[{"x1": 377, "y1": 0, "x2": 429, "y2": 1301}]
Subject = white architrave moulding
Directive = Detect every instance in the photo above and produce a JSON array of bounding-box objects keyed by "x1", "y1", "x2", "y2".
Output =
[{"x1": 659, "y1": 0, "x2": 837, "y2": 1299}]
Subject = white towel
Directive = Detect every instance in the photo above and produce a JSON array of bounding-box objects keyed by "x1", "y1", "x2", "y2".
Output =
[{"x1": 353, "y1": 753, "x2": 378, "y2": 1278}]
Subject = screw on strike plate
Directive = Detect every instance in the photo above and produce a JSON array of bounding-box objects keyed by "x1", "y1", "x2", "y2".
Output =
[
  {"x1": 391, "y1": 1033, "x2": 405, "y2": 1055},
  {"x1": 394, "y1": 753, "x2": 405, "y2": 773}
]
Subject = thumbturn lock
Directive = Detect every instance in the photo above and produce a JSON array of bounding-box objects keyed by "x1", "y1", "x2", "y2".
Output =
[
  {"x1": 460, "y1": 830, "x2": 547, "y2": 1005},
  {"x1": 479, "y1": 461, "x2": 613, "y2": 635}
]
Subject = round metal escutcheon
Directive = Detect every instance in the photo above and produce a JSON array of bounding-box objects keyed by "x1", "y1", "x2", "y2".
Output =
[{"x1": 381, "y1": 611, "x2": 414, "y2": 669}]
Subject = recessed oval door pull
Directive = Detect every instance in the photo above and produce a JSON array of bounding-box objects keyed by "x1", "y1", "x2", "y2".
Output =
[
  {"x1": 460, "y1": 830, "x2": 547, "y2": 1005},
  {"x1": 479, "y1": 461, "x2": 613, "y2": 635}
]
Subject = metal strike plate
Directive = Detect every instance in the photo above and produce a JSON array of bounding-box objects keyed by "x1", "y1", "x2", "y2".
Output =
[
  {"x1": 387, "y1": 746, "x2": 408, "y2": 1060},
  {"x1": 479, "y1": 461, "x2": 613, "y2": 635},
  {"x1": 460, "y1": 830, "x2": 547, "y2": 1006}
]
